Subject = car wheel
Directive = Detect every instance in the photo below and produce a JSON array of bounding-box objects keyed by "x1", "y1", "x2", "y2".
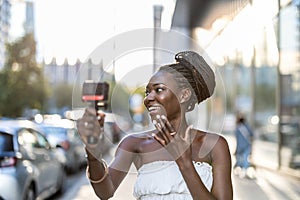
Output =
[{"x1": 24, "y1": 184, "x2": 35, "y2": 200}]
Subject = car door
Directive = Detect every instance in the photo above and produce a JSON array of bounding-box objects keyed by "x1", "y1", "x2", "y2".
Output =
[
  {"x1": 18, "y1": 129, "x2": 59, "y2": 193},
  {"x1": 33, "y1": 130, "x2": 61, "y2": 191}
]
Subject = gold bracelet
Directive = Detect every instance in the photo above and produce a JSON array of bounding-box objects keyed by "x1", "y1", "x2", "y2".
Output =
[{"x1": 86, "y1": 159, "x2": 108, "y2": 183}]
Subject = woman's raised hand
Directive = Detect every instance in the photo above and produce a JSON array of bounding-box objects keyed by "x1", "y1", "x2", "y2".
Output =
[
  {"x1": 152, "y1": 115, "x2": 193, "y2": 161},
  {"x1": 76, "y1": 107, "x2": 106, "y2": 158}
]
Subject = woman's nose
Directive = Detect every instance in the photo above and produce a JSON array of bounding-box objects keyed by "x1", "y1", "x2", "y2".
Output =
[{"x1": 144, "y1": 91, "x2": 155, "y2": 104}]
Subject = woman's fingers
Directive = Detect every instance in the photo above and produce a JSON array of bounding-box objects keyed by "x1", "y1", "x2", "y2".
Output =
[
  {"x1": 83, "y1": 107, "x2": 97, "y2": 117},
  {"x1": 77, "y1": 119, "x2": 97, "y2": 143},
  {"x1": 152, "y1": 115, "x2": 176, "y2": 145},
  {"x1": 152, "y1": 133, "x2": 166, "y2": 146},
  {"x1": 156, "y1": 116, "x2": 171, "y2": 142},
  {"x1": 77, "y1": 108, "x2": 105, "y2": 148},
  {"x1": 151, "y1": 117, "x2": 195, "y2": 160},
  {"x1": 161, "y1": 115, "x2": 176, "y2": 135},
  {"x1": 96, "y1": 111, "x2": 106, "y2": 126},
  {"x1": 152, "y1": 120, "x2": 167, "y2": 143}
]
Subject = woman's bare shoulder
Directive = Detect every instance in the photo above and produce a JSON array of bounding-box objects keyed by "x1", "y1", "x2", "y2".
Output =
[
  {"x1": 194, "y1": 130, "x2": 230, "y2": 158},
  {"x1": 203, "y1": 132, "x2": 231, "y2": 162},
  {"x1": 197, "y1": 130, "x2": 229, "y2": 146},
  {"x1": 116, "y1": 130, "x2": 154, "y2": 152}
]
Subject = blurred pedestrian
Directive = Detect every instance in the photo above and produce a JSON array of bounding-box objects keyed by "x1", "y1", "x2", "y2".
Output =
[
  {"x1": 77, "y1": 51, "x2": 233, "y2": 199},
  {"x1": 234, "y1": 112, "x2": 254, "y2": 178}
]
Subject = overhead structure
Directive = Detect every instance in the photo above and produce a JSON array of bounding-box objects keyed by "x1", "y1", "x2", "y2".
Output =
[{"x1": 171, "y1": 0, "x2": 249, "y2": 29}]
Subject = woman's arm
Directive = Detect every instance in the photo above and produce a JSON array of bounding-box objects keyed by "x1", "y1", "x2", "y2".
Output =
[
  {"x1": 86, "y1": 151, "x2": 115, "y2": 200},
  {"x1": 210, "y1": 135, "x2": 233, "y2": 199},
  {"x1": 77, "y1": 107, "x2": 137, "y2": 199},
  {"x1": 86, "y1": 135, "x2": 137, "y2": 199},
  {"x1": 177, "y1": 135, "x2": 233, "y2": 200}
]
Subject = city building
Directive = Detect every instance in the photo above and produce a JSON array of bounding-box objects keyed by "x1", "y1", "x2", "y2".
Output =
[
  {"x1": 43, "y1": 58, "x2": 114, "y2": 86},
  {"x1": 0, "y1": 0, "x2": 11, "y2": 69},
  {"x1": 24, "y1": 0, "x2": 34, "y2": 34}
]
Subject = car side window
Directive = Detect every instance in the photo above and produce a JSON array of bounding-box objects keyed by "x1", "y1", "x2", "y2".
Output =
[
  {"x1": 0, "y1": 132, "x2": 14, "y2": 152},
  {"x1": 18, "y1": 129, "x2": 50, "y2": 149},
  {"x1": 18, "y1": 129, "x2": 38, "y2": 149},
  {"x1": 34, "y1": 130, "x2": 50, "y2": 149}
]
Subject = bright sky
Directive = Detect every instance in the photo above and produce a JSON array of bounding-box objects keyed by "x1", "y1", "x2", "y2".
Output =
[
  {"x1": 10, "y1": 0, "x2": 175, "y2": 65},
  {"x1": 12, "y1": 0, "x2": 234, "y2": 79},
  {"x1": 9, "y1": 0, "x2": 176, "y2": 86},
  {"x1": 36, "y1": 0, "x2": 152, "y2": 64}
]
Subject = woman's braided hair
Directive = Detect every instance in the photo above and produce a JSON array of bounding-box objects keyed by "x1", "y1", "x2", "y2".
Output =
[{"x1": 158, "y1": 51, "x2": 215, "y2": 111}]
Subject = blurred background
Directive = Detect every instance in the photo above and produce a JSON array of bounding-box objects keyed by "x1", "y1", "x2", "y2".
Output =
[{"x1": 0, "y1": 0, "x2": 299, "y2": 199}]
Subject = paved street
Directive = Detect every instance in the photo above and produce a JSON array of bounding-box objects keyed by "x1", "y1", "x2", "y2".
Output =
[{"x1": 59, "y1": 135, "x2": 300, "y2": 200}]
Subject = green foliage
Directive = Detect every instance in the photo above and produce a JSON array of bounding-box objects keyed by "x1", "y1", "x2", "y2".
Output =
[
  {"x1": 53, "y1": 83, "x2": 73, "y2": 109},
  {"x1": 0, "y1": 33, "x2": 50, "y2": 117}
]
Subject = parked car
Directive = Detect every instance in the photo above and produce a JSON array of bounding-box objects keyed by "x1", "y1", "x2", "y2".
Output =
[
  {"x1": 0, "y1": 119, "x2": 66, "y2": 200},
  {"x1": 40, "y1": 119, "x2": 86, "y2": 173}
]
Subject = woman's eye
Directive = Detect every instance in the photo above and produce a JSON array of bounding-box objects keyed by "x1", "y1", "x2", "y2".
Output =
[
  {"x1": 156, "y1": 88, "x2": 164, "y2": 93},
  {"x1": 144, "y1": 87, "x2": 164, "y2": 96}
]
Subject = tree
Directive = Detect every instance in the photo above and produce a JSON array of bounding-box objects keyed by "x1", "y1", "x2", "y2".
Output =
[
  {"x1": 53, "y1": 83, "x2": 73, "y2": 109},
  {"x1": 0, "y1": 33, "x2": 50, "y2": 117}
]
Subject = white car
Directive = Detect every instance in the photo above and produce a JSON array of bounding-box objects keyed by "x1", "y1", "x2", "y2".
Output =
[{"x1": 0, "y1": 119, "x2": 66, "y2": 200}]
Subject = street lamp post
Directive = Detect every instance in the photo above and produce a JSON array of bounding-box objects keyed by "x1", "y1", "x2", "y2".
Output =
[
  {"x1": 276, "y1": 0, "x2": 282, "y2": 170},
  {"x1": 153, "y1": 4, "x2": 163, "y2": 73}
]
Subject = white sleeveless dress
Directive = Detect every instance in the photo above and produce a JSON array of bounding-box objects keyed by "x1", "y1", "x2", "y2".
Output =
[{"x1": 133, "y1": 160, "x2": 213, "y2": 200}]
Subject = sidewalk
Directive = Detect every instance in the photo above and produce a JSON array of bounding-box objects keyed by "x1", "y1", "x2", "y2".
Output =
[
  {"x1": 226, "y1": 134, "x2": 300, "y2": 200},
  {"x1": 225, "y1": 134, "x2": 300, "y2": 179}
]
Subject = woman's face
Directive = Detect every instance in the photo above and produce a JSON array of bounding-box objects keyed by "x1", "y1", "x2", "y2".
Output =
[{"x1": 144, "y1": 71, "x2": 182, "y2": 121}]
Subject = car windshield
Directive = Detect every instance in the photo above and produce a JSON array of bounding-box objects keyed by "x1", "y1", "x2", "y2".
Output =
[
  {"x1": 43, "y1": 126, "x2": 66, "y2": 136},
  {"x1": 0, "y1": 132, "x2": 14, "y2": 152}
]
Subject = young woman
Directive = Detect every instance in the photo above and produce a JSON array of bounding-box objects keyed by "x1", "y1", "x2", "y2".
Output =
[{"x1": 77, "y1": 51, "x2": 233, "y2": 200}]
